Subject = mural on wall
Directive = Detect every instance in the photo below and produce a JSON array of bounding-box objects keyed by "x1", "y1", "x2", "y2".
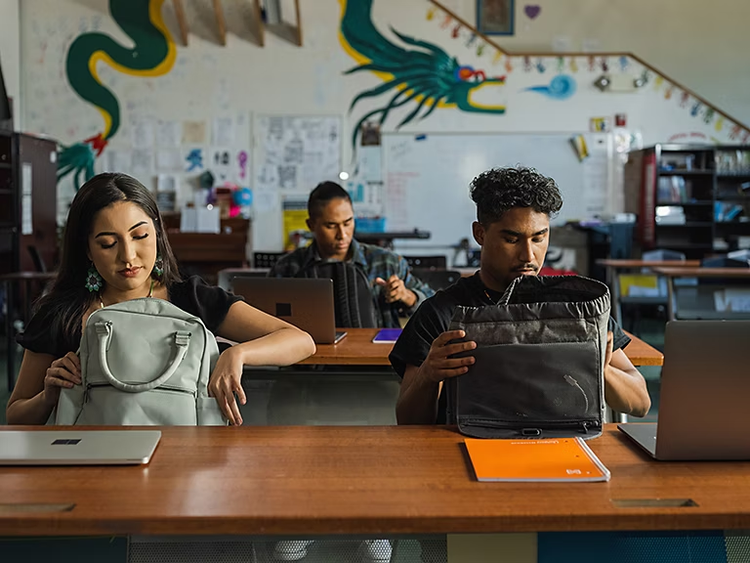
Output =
[
  {"x1": 58, "y1": 0, "x2": 176, "y2": 188},
  {"x1": 339, "y1": 0, "x2": 507, "y2": 148},
  {"x1": 525, "y1": 75, "x2": 577, "y2": 100}
]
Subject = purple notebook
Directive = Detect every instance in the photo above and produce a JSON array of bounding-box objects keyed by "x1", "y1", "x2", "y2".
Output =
[{"x1": 372, "y1": 328, "x2": 403, "y2": 343}]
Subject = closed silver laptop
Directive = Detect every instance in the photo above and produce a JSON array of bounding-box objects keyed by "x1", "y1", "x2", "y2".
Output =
[
  {"x1": 232, "y1": 277, "x2": 346, "y2": 344},
  {"x1": 618, "y1": 320, "x2": 750, "y2": 460},
  {"x1": 0, "y1": 430, "x2": 161, "y2": 465}
]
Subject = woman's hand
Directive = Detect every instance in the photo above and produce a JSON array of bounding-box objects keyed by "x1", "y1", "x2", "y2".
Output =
[
  {"x1": 207, "y1": 347, "x2": 247, "y2": 426},
  {"x1": 42, "y1": 352, "x2": 81, "y2": 407}
]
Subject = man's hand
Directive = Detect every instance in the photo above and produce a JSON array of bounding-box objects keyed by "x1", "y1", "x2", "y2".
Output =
[
  {"x1": 375, "y1": 274, "x2": 417, "y2": 307},
  {"x1": 418, "y1": 330, "x2": 476, "y2": 384}
]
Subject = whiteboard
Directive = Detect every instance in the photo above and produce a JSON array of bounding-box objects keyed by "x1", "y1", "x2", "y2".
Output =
[
  {"x1": 254, "y1": 115, "x2": 342, "y2": 194},
  {"x1": 383, "y1": 133, "x2": 613, "y2": 248}
]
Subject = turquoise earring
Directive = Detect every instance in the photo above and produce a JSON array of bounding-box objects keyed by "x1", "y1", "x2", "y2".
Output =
[
  {"x1": 152, "y1": 252, "x2": 164, "y2": 279},
  {"x1": 85, "y1": 264, "x2": 103, "y2": 292}
]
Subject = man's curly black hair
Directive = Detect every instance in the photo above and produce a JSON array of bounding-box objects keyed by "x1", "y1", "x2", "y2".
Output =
[{"x1": 470, "y1": 167, "x2": 563, "y2": 225}]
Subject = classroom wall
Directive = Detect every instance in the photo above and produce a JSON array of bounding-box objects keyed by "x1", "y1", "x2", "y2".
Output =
[
  {"x1": 445, "y1": 0, "x2": 750, "y2": 126},
  {"x1": 17, "y1": 0, "x2": 750, "y2": 251},
  {"x1": 0, "y1": 0, "x2": 21, "y2": 128}
]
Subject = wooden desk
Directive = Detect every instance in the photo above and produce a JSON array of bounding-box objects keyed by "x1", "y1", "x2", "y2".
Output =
[
  {"x1": 0, "y1": 271, "x2": 57, "y2": 391},
  {"x1": 596, "y1": 259, "x2": 701, "y2": 323},
  {"x1": 1, "y1": 425, "x2": 748, "y2": 537},
  {"x1": 300, "y1": 328, "x2": 661, "y2": 368},
  {"x1": 650, "y1": 266, "x2": 750, "y2": 321}
]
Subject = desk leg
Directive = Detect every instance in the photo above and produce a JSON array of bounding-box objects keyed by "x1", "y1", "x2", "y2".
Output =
[
  {"x1": 5, "y1": 280, "x2": 15, "y2": 392},
  {"x1": 666, "y1": 275, "x2": 676, "y2": 322}
]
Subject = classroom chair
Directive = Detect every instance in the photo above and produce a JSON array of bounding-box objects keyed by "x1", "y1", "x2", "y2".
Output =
[{"x1": 305, "y1": 261, "x2": 378, "y2": 328}]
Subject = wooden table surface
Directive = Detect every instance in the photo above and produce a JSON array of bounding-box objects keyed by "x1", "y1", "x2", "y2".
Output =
[
  {"x1": 651, "y1": 266, "x2": 750, "y2": 278},
  {"x1": 596, "y1": 259, "x2": 701, "y2": 269},
  {"x1": 0, "y1": 425, "x2": 748, "y2": 537},
  {"x1": 299, "y1": 329, "x2": 663, "y2": 367}
]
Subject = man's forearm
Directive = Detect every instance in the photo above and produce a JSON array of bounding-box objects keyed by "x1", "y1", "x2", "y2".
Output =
[{"x1": 396, "y1": 367, "x2": 441, "y2": 424}]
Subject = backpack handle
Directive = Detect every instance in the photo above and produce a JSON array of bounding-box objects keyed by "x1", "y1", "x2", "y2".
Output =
[{"x1": 94, "y1": 322, "x2": 192, "y2": 393}]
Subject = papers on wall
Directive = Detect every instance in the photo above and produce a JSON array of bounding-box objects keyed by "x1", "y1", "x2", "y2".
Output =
[
  {"x1": 581, "y1": 134, "x2": 612, "y2": 217},
  {"x1": 210, "y1": 147, "x2": 232, "y2": 184},
  {"x1": 130, "y1": 119, "x2": 154, "y2": 148},
  {"x1": 254, "y1": 115, "x2": 341, "y2": 194},
  {"x1": 105, "y1": 150, "x2": 132, "y2": 173},
  {"x1": 182, "y1": 120, "x2": 207, "y2": 144},
  {"x1": 131, "y1": 149, "x2": 154, "y2": 183},
  {"x1": 156, "y1": 149, "x2": 182, "y2": 171},
  {"x1": 156, "y1": 174, "x2": 178, "y2": 212},
  {"x1": 156, "y1": 120, "x2": 182, "y2": 148},
  {"x1": 212, "y1": 117, "x2": 236, "y2": 146},
  {"x1": 358, "y1": 145, "x2": 383, "y2": 183},
  {"x1": 21, "y1": 163, "x2": 33, "y2": 235}
]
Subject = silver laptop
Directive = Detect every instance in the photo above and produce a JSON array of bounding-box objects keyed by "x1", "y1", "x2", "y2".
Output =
[
  {"x1": 232, "y1": 277, "x2": 347, "y2": 344},
  {"x1": 0, "y1": 430, "x2": 161, "y2": 466},
  {"x1": 618, "y1": 320, "x2": 750, "y2": 460}
]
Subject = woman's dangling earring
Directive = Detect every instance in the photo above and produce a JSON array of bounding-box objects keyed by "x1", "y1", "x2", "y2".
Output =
[
  {"x1": 85, "y1": 263, "x2": 103, "y2": 292},
  {"x1": 152, "y1": 251, "x2": 164, "y2": 279}
]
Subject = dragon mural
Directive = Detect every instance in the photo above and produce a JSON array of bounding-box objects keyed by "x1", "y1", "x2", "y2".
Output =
[
  {"x1": 339, "y1": 0, "x2": 507, "y2": 148},
  {"x1": 58, "y1": 0, "x2": 176, "y2": 188}
]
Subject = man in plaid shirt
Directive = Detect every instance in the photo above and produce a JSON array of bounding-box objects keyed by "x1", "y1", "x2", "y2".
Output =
[{"x1": 269, "y1": 182, "x2": 434, "y2": 328}]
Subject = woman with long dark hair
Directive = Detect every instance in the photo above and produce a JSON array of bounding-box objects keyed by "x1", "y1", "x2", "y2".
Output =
[{"x1": 7, "y1": 173, "x2": 315, "y2": 425}]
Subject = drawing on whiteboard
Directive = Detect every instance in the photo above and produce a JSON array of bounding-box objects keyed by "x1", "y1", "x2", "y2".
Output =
[
  {"x1": 524, "y1": 75, "x2": 577, "y2": 100},
  {"x1": 58, "y1": 0, "x2": 176, "y2": 188},
  {"x1": 255, "y1": 116, "x2": 342, "y2": 192},
  {"x1": 339, "y1": 0, "x2": 506, "y2": 149}
]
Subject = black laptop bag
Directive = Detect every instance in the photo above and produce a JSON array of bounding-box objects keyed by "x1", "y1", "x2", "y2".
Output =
[{"x1": 446, "y1": 275, "x2": 610, "y2": 439}]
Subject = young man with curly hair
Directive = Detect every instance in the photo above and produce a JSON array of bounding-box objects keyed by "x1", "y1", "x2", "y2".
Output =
[{"x1": 390, "y1": 167, "x2": 651, "y2": 425}]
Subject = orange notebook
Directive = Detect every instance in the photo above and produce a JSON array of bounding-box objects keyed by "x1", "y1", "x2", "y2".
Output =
[{"x1": 464, "y1": 437, "x2": 610, "y2": 482}]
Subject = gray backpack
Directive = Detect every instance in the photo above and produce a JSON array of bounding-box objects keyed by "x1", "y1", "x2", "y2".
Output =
[
  {"x1": 446, "y1": 275, "x2": 610, "y2": 439},
  {"x1": 56, "y1": 298, "x2": 226, "y2": 426}
]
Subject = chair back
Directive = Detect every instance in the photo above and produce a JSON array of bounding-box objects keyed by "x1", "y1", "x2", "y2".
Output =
[
  {"x1": 403, "y1": 255, "x2": 447, "y2": 270},
  {"x1": 413, "y1": 268, "x2": 461, "y2": 292},
  {"x1": 303, "y1": 261, "x2": 378, "y2": 328},
  {"x1": 253, "y1": 252, "x2": 287, "y2": 269}
]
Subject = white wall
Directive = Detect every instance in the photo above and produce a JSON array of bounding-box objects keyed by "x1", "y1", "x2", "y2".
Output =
[
  {"x1": 17, "y1": 0, "x2": 750, "y2": 250},
  {"x1": 0, "y1": 0, "x2": 21, "y2": 128}
]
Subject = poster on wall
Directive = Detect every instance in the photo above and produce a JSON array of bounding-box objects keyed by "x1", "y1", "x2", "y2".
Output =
[{"x1": 254, "y1": 115, "x2": 342, "y2": 194}]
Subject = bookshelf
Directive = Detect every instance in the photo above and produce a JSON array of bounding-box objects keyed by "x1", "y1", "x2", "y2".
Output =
[{"x1": 624, "y1": 145, "x2": 750, "y2": 259}]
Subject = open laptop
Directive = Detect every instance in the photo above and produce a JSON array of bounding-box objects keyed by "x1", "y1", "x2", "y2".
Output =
[
  {"x1": 0, "y1": 430, "x2": 161, "y2": 466},
  {"x1": 618, "y1": 320, "x2": 750, "y2": 460},
  {"x1": 232, "y1": 277, "x2": 347, "y2": 344}
]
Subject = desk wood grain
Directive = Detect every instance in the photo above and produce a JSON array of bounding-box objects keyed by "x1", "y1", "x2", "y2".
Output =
[
  {"x1": 651, "y1": 266, "x2": 750, "y2": 278},
  {"x1": 301, "y1": 329, "x2": 663, "y2": 367},
  {"x1": 0, "y1": 425, "x2": 748, "y2": 536},
  {"x1": 596, "y1": 259, "x2": 701, "y2": 269}
]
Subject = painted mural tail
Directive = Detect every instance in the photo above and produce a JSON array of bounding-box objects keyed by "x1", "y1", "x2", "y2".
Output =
[
  {"x1": 339, "y1": 0, "x2": 505, "y2": 150},
  {"x1": 59, "y1": 0, "x2": 175, "y2": 188}
]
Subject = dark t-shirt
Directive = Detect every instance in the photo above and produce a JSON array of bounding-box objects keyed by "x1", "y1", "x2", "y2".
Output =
[
  {"x1": 17, "y1": 276, "x2": 244, "y2": 359},
  {"x1": 389, "y1": 273, "x2": 630, "y2": 423}
]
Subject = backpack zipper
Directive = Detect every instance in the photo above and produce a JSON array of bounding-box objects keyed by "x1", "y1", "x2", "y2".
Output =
[{"x1": 84, "y1": 382, "x2": 196, "y2": 402}]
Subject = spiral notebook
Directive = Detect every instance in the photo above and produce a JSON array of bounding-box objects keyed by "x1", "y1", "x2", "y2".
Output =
[
  {"x1": 372, "y1": 328, "x2": 403, "y2": 343},
  {"x1": 464, "y1": 437, "x2": 610, "y2": 482}
]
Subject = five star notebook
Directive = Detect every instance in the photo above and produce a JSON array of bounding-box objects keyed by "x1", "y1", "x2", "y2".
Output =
[{"x1": 464, "y1": 437, "x2": 610, "y2": 482}]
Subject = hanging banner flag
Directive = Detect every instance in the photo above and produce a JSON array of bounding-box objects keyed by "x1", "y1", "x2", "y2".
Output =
[
  {"x1": 440, "y1": 14, "x2": 452, "y2": 28},
  {"x1": 619, "y1": 56, "x2": 629, "y2": 71},
  {"x1": 742, "y1": 131, "x2": 750, "y2": 144},
  {"x1": 524, "y1": 56, "x2": 533, "y2": 72},
  {"x1": 569, "y1": 58, "x2": 578, "y2": 73},
  {"x1": 493, "y1": 51, "x2": 503, "y2": 65},
  {"x1": 600, "y1": 57, "x2": 609, "y2": 72},
  {"x1": 505, "y1": 57, "x2": 514, "y2": 73},
  {"x1": 587, "y1": 56, "x2": 596, "y2": 72},
  {"x1": 477, "y1": 43, "x2": 486, "y2": 56},
  {"x1": 654, "y1": 76, "x2": 664, "y2": 90},
  {"x1": 426, "y1": 7, "x2": 436, "y2": 20},
  {"x1": 451, "y1": 23, "x2": 461, "y2": 38},
  {"x1": 715, "y1": 117, "x2": 725, "y2": 132},
  {"x1": 703, "y1": 108, "x2": 715, "y2": 124},
  {"x1": 536, "y1": 58, "x2": 546, "y2": 73},
  {"x1": 679, "y1": 91, "x2": 690, "y2": 108},
  {"x1": 730, "y1": 125, "x2": 742, "y2": 140},
  {"x1": 465, "y1": 32, "x2": 478, "y2": 47},
  {"x1": 665, "y1": 86, "x2": 674, "y2": 100},
  {"x1": 690, "y1": 101, "x2": 702, "y2": 117},
  {"x1": 557, "y1": 57, "x2": 565, "y2": 73}
]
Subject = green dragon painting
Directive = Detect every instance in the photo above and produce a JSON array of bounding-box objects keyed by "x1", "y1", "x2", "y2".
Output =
[
  {"x1": 339, "y1": 0, "x2": 507, "y2": 148},
  {"x1": 58, "y1": 0, "x2": 176, "y2": 188}
]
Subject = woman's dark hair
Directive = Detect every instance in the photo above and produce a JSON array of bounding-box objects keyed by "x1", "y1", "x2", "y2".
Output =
[
  {"x1": 470, "y1": 167, "x2": 563, "y2": 225},
  {"x1": 307, "y1": 181, "x2": 351, "y2": 220},
  {"x1": 34, "y1": 173, "x2": 181, "y2": 348}
]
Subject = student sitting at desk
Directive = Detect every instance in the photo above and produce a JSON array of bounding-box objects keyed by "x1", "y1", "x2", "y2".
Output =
[
  {"x1": 6, "y1": 173, "x2": 316, "y2": 426},
  {"x1": 390, "y1": 167, "x2": 651, "y2": 424},
  {"x1": 268, "y1": 181, "x2": 434, "y2": 328}
]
